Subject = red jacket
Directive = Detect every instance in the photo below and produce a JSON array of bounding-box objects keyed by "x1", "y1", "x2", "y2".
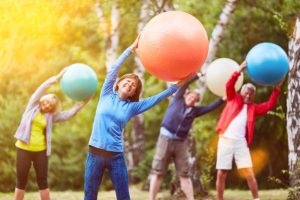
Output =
[{"x1": 216, "y1": 71, "x2": 280, "y2": 146}]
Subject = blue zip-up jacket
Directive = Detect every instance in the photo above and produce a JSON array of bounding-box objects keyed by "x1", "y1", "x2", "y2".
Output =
[
  {"x1": 89, "y1": 47, "x2": 179, "y2": 152},
  {"x1": 161, "y1": 76, "x2": 224, "y2": 139}
]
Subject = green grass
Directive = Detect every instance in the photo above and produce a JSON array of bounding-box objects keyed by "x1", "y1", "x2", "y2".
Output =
[
  {"x1": 0, "y1": 188, "x2": 288, "y2": 200},
  {"x1": 210, "y1": 189, "x2": 288, "y2": 200}
]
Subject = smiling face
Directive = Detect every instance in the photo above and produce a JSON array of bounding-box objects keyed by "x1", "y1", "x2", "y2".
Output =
[
  {"x1": 240, "y1": 88, "x2": 255, "y2": 104},
  {"x1": 40, "y1": 98, "x2": 57, "y2": 113},
  {"x1": 39, "y1": 95, "x2": 58, "y2": 113},
  {"x1": 115, "y1": 73, "x2": 142, "y2": 102},
  {"x1": 117, "y1": 78, "x2": 138, "y2": 98},
  {"x1": 184, "y1": 92, "x2": 200, "y2": 107}
]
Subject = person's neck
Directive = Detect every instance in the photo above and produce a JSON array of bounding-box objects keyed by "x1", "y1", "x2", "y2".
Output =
[{"x1": 118, "y1": 91, "x2": 128, "y2": 100}]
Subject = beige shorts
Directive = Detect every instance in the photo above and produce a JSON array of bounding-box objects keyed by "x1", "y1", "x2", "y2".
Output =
[
  {"x1": 151, "y1": 135, "x2": 190, "y2": 177},
  {"x1": 216, "y1": 136, "x2": 252, "y2": 170}
]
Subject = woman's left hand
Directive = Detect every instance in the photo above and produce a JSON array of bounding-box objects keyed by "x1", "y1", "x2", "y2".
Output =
[{"x1": 131, "y1": 33, "x2": 141, "y2": 52}]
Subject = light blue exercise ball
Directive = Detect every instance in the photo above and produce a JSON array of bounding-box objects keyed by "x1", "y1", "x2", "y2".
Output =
[
  {"x1": 246, "y1": 42, "x2": 289, "y2": 86},
  {"x1": 60, "y1": 63, "x2": 98, "y2": 101}
]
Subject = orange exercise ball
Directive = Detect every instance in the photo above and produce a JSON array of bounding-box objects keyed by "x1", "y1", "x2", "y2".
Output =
[{"x1": 137, "y1": 11, "x2": 208, "y2": 81}]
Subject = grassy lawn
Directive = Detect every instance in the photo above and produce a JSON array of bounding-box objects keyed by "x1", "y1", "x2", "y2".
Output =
[{"x1": 0, "y1": 188, "x2": 288, "y2": 200}]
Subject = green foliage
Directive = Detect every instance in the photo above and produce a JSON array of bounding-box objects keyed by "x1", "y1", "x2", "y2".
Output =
[
  {"x1": 0, "y1": 189, "x2": 289, "y2": 200},
  {"x1": 174, "y1": 0, "x2": 227, "y2": 36},
  {"x1": 269, "y1": 168, "x2": 300, "y2": 200},
  {"x1": 130, "y1": 148, "x2": 155, "y2": 183},
  {"x1": 0, "y1": 0, "x2": 299, "y2": 192},
  {"x1": 191, "y1": 94, "x2": 224, "y2": 190},
  {"x1": 0, "y1": 0, "x2": 101, "y2": 191}
]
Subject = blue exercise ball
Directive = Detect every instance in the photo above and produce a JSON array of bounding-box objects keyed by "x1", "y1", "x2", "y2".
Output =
[
  {"x1": 246, "y1": 42, "x2": 289, "y2": 86},
  {"x1": 60, "y1": 63, "x2": 98, "y2": 101}
]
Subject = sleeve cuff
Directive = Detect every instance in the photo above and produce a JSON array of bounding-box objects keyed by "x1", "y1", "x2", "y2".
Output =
[
  {"x1": 234, "y1": 71, "x2": 241, "y2": 76},
  {"x1": 127, "y1": 47, "x2": 133, "y2": 53},
  {"x1": 170, "y1": 84, "x2": 179, "y2": 90},
  {"x1": 274, "y1": 87, "x2": 281, "y2": 92}
]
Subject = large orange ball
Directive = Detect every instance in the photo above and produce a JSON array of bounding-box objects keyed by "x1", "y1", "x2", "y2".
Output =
[{"x1": 137, "y1": 11, "x2": 208, "y2": 81}]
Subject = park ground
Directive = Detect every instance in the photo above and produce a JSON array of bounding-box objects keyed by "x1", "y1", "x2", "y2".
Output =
[{"x1": 0, "y1": 187, "x2": 288, "y2": 200}]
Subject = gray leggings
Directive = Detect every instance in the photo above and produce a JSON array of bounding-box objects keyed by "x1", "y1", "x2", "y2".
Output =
[{"x1": 16, "y1": 148, "x2": 48, "y2": 190}]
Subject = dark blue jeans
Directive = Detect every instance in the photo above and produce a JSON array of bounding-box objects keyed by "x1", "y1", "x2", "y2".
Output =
[{"x1": 84, "y1": 151, "x2": 130, "y2": 200}]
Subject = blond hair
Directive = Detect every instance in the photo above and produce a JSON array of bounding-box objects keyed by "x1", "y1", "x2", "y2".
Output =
[{"x1": 39, "y1": 94, "x2": 61, "y2": 113}]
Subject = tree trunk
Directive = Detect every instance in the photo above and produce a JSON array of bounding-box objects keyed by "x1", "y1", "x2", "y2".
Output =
[
  {"x1": 192, "y1": 0, "x2": 239, "y2": 197},
  {"x1": 205, "y1": 0, "x2": 238, "y2": 65},
  {"x1": 151, "y1": 0, "x2": 174, "y2": 13},
  {"x1": 124, "y1": 0, "x2": 151, "y2": 182},
  {"x1": 143, "y1": 0, "x2": 175, "y2": 189},
  {"x1": 149, "y1": 0, "x2": 208, "y2": 197},
  {"x1": 197, "y1": 0, "x2": 239, "y2": 96},
  {"x1": 189, "y1": 2, "x2": 239, "y2": 193},
  {"x1": 94, "y1": 2, "x2": 120, "y2": 71},
  {"x1": 287, "y1": 14, "x2": 300, "y2": 199}
]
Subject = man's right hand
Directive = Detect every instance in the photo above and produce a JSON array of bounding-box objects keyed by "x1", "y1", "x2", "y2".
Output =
[
  {"x1": 238, "y1": 61, "x2": 247, "y2": 73},
  {"x1": 131, "y1": 33, "x2": 141, "y2": 52}
]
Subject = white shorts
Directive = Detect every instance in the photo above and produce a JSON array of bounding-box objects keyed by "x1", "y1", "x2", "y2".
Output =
[{"x1": 216, "y1": 136, "x2": 252, "y2": 170}]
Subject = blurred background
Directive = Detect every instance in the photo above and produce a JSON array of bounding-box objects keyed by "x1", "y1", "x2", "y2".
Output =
[{"x1": 0, "y1": 0, "x2": 299, "y2": 196}]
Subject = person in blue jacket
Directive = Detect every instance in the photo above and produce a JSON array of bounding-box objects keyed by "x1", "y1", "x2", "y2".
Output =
[
  {"x1": 84, "y1": 35, "x2": 194, "y2": 200},
  {"x1": 149, "y1": 74, "x2": 224, "y2": 200}
]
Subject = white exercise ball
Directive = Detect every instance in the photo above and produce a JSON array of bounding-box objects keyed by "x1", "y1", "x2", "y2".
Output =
[{"x1": 206, "y1": 58, "x2": 244, "y2": 97}]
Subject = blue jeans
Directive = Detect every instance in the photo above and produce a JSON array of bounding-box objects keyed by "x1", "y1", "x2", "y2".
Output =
[{"x1": 84, "y1": 151, "x2": 130, "y2": 200}]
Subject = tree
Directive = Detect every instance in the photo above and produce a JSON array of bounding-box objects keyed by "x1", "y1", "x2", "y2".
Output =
[
  {"x1": 191, "y1": 0, "x2": 239, "y2": 196},
  {"x1": 128, "y1": 0, "x2": 175, "y2": 178},
  {"x1": 95, "y1": 1, "x2": 120, "y2": 71},
  {"x1": 125, "y1": 0, "x2": 150, "y2": 180},
  {"x1": 205, "y1": 0, "x2": 239, "y2": 65},
  {"x1": 287, "y1": 14, "x2": 300, "y2": 199},
  {"x1": 197, "y1": 0, "x2": 239, "y2": 96}
]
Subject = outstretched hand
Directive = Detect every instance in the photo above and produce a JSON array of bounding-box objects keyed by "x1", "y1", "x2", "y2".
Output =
[
  {"x1": 197, "y1": 71, "x2": 205, "y2": 78},
  {"x1": 55, "y1": 67, "x2": 70, "y2": 80},
  {"x1": 176, "y1": 72, "x2": 197, "y2": 87},
  {"x1": 238, "y1": 61, "x2": 247, "y2": 73},
  {"x1": 131, "y1": 33, "x2": 141, "y2": 52},
  {"x1": 276, "y1": 77, "x2": 286, "y2": 89},
  {"x1": 84, "y1": 94, "x2": 94, "y2": 103},
  {"x1": 79, "y1": 94, "x2": 94, "y2": 108}
]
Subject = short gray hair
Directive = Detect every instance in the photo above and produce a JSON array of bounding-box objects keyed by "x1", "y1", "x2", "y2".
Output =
[
  {"x1": 185, "y1": 89, "x2": 200, "y2": 96},
  {"x1": 241, "y1": 83, "x2": 256, "y2": 94}
]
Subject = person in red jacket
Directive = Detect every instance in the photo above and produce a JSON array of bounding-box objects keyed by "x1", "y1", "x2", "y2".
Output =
[{"x1": 215, "y1": 61, "x2": 284, "y2": 200}]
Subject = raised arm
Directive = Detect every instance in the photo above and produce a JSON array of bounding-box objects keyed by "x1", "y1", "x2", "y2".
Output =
[
  {"x1": 255, "y1": 87, "x2": 281, "y2": 116},
  {"x1": 53, "y1": 95, "x2": 93, "y2": 123},
  {"x1": 130, "y1": 72, "x2": 198, "y2": 115},
  {"x1": 226, "y1": 61, "x2": 246, "y2": 100},
  {"x1": 194, "y1": 98, "x2": 224, "y2": 117},
  {"x1": 26, "y1": 68, "x2": 68, "y2": 111},
  {"x1": 100, "y1": 47, "x2": 132, "y2": 97},
  {"x1": 101, "y1": 35, "x2": 140, "y2": 97},
  {"x1": 131, "y1": 85, "x2": 178, "y2": 115},
  {"x1": 173, "y1": 74, "x2": 199, "y2": 99},
  {"x1": 255, "y1": 75, "x2": 285, "y2": 116}
]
